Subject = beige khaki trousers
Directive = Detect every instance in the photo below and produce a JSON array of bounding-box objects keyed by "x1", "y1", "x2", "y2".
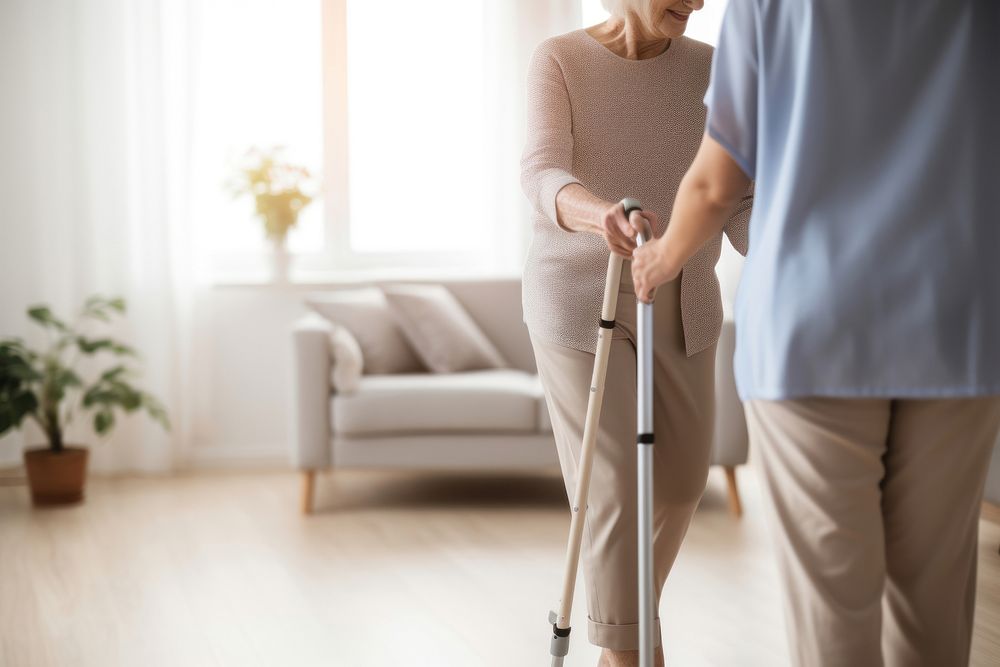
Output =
[
  {"x1": 530, "y1": 274, "x2": 717, "y2": 651},
  {"x1": 746, "y1": 397, "x2": 1000, "y2": 667}
]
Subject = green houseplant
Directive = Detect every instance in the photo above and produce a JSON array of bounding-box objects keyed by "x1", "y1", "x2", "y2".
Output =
[
  {"x1": 0, "y1": 296, "x2": 169, "y2": 506},
  {"x1": 229, "y1": 146, "x2": 315, "y2": 283}
]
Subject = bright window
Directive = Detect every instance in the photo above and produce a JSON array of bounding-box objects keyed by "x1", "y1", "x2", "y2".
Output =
[
  {"x1": 195, "y1": 0, "x2": 495, "y2": 279},
  {"x1": 344, "y1": 0, "x2": 487, "y2": 255},
  {"x1": 193, "y1": 0, "x2": 324, "y2": 258}
]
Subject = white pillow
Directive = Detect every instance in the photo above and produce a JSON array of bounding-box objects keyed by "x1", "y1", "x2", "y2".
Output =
[
  {"x1": 328, "y1": 325, "x2": 363, "y2": 393},
  {"x1": 382, "y1": 284, "x2": 508, "y2": 373},
  {"x1": 306, "y1": 287, "x2": 424, "y2": 375}
]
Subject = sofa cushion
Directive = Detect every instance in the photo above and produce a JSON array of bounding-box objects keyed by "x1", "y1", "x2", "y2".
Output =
[
  {"x1": 382, "y1": 284, "x2": 507, "y2": 373},
  {"x1": 306, "y1": 287, "x2": 424, "y2": 375},
  {"x1": 332, "y1": 370, "x2": 547, "y2": 436}
]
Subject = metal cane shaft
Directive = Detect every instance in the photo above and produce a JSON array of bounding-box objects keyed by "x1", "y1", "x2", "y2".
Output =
[{"x1": 630, "y1": 199, "x2": 656, "y2": 667}]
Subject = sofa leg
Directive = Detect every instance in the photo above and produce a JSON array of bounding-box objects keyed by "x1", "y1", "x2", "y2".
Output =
[
  {"x1": 301, "y1": 469, "x2": 317, "y2": 515},
  {"x1": 724, "y1": 465, "x2": 743, "y2": 518}
]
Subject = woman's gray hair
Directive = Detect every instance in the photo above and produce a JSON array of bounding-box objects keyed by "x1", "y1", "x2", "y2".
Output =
[
  {"x1": 601, "y1": 0, "x2": 647, "y2": 17},
  {"x1": 601, "y1": 0, "x2": 660, "y2": 28}
]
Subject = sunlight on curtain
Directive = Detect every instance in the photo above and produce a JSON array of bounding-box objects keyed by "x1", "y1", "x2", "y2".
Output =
[
  {"x1": 0, "y1": 0, "x2": 206, "y2": 472},
  {"x1": 345, "y1": 0, "x2": 487, "y2": 254}
]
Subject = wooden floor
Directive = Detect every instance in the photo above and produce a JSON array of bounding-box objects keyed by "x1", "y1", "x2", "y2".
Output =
[{"x1": 1, "y1": 467, "x2": 998, "y2": 667}]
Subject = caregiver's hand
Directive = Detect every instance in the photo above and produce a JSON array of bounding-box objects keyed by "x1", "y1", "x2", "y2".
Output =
[
  {"x1": 599, "y1": 201, "x2": 639, "y2": 258},
  {"x1": 631, "y1": 236, "x2": 679, "y2": 304}
]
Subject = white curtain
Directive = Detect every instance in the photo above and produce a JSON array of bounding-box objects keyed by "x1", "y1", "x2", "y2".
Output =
[
  {"x1": 0, "y1": 0, "x2": 205, "y2": 473},
  {"x1": 484, "y1": 0, "x2": 582, "y2": 269}
]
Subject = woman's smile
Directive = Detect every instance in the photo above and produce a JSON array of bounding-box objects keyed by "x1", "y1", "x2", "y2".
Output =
[{"x1": 666, "y1": 9, "x2": 690, "y2": 23}]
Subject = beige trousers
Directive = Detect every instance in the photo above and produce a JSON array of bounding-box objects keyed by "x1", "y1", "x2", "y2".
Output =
[
  {"x1": 746, "y1": 398, "x2": 1000, "y2": 667},
  {"x1": 530, "y1": 274, "x2": 717, "y2": 651}
]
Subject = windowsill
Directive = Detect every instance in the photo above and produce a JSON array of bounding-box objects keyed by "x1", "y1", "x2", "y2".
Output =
[{"x1": 209, "y1": 265, "x2": 523, "y2": 289}]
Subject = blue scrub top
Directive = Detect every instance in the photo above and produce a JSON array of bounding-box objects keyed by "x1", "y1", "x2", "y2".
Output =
[{"x1": 705, "y1": 0, "x2": 1000, "y2": 401}]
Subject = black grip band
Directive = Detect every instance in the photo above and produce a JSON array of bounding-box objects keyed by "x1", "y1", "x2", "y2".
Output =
[
  {"x1": 599, "y1": 318, "x2": 615, "y2": 329},
  {"x1": 637, "y1": 433, "x2": 654, "y2": 445},
  {"x1": 553, "y1": 624, "x2": 571, "y2": 638}
]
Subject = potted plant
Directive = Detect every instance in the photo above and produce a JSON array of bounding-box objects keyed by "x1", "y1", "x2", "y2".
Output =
[
  {"x1": 229, "y1": 146, "x2": 316, "y2": 283},
  {"x1": 0, "y1": 296, "x2": 169, "y2": 506}
]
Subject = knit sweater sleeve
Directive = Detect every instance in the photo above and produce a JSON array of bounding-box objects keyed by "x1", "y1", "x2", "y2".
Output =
[
  {"x1": 520, "y1": 41, "x2": 581, "y2": 229},
  {"x1": 724, "y1": 180, "x2": 754, "y2": 256}
]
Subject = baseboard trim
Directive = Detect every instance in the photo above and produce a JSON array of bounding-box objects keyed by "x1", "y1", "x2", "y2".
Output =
[{"x1": 983, "y1": 501, "x2": 1000, "y2": 526}]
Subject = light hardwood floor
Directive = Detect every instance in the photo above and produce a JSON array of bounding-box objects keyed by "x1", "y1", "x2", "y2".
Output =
[{"x1": 1, "y1": 467, "x2": 998, "y2": 667}]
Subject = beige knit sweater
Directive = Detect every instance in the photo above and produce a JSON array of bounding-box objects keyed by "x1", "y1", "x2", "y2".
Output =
[{"x1": 520, "y1": 29, "x2": 752, "y2": 357}]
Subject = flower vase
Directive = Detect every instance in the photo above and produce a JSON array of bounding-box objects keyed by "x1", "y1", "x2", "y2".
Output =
[{"x1": 271, "y1": 236, "x2": 291, "y2": 284}]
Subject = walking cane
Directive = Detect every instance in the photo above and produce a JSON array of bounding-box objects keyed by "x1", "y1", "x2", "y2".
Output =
[
  {"x1": 547, "y1": 198, "x2": 655, "y2": 667},
  {"x1": 633, "y1": 202, "x2": 656, "y2": 667}
]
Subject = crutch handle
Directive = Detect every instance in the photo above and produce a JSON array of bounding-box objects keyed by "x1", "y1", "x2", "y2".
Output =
[
  {"x1": 621, "y1": 198, "x2": 653, "y2": 246},
  {"x1": 622, "y1": 197, "x2": 643, "y2": 218}
]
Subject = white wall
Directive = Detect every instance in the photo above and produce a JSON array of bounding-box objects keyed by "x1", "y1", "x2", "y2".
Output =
[
  {"x1": 182, "y1": 286, "x2": 311, "y2": 468},
  {"x1": 1, "y1": 283, "x2": 311, "y2": 470}
]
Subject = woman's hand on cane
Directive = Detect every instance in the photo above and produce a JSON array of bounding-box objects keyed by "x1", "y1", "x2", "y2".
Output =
[{"x1": 599, "y1": 201, "x2": 639, "y2": 258}]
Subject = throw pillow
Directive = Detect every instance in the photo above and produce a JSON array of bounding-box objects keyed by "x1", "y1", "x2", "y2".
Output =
[
  {"x1": 306, "y1": 287, "x2": 424, "y2": 374},
  {"x1": 382, "y1": 284, "x2": 507, "y2": 373},
  {"x1": 329, "y1": 325, "x2": 363, "y2": 393}
]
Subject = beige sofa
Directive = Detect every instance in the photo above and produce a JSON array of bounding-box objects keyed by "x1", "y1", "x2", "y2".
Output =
[{"x1": 290, "y1": 278, "x2": 748, "y2": 515}]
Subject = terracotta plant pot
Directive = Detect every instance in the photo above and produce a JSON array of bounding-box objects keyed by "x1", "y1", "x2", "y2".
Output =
[{"x1": 23, "y1": 446, "x2": 89, "y2": 506}]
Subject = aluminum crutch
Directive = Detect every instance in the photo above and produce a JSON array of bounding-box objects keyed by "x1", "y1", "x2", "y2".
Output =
[
  {"x1": 547, "y1": 198, "x2": 648, "y2": 667},
  {"x1": 632, "y1": 201, "x2": 656, "y2": 667}
]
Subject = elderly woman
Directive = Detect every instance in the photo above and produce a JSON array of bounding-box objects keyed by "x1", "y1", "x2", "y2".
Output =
[
  {"x1": 632, "y1": 1, "x2": 1000, "y2": 665},
  {"x1": 520, "y1": 1, "x2": 751, "y2": 665}
]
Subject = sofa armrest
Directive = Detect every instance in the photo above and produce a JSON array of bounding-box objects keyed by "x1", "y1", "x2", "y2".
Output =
[
  {"x1": 291, "y1": 313, "x2": 334, "y2": 469},
  {"x1": 713, "y1": 320, "x2": 749, "y2": 467}
]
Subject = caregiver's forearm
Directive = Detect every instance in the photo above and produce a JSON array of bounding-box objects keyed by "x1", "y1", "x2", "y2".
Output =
[
  {"x1": 659, "y1": 178, "x2": 738, "y2": 273},
  {"x1": 659, "y1": 134, "x2": 751, "y2": 274},
  {"x1": 554, "y1": 183, "x2": 612, "y2": 234}
]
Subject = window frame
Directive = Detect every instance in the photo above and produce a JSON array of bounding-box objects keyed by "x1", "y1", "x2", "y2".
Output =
[{"x1": 209, "y1": 0, "x2": 533, "y2": 284}]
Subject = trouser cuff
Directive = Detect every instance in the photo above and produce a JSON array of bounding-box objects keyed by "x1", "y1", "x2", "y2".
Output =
[{"x1": 587, "y1": 616, "x2": 663, "y2": 651}]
